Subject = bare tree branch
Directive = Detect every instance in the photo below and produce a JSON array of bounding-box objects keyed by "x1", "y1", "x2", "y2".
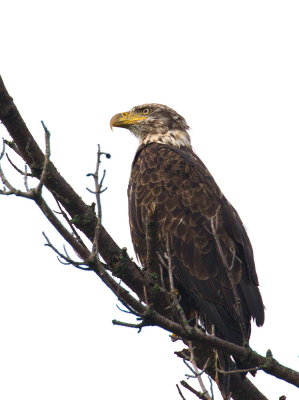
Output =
[{"x1": 1, "y1": 74, "x2": 298, "y2": 400}]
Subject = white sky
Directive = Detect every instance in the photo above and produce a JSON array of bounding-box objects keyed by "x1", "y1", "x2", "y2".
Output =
[{"x1": 0, "y1": 1, "x2": 299, "y2": 399}]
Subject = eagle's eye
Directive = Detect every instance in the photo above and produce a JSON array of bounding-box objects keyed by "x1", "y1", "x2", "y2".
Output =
[{"x1": 142, "y1": 108, "x2": 150, "y2": 115}]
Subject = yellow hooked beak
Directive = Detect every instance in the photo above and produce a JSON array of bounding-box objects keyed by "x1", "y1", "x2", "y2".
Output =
[{"x1": 110, "y1": 111, "x2": 147, "y2": 130}]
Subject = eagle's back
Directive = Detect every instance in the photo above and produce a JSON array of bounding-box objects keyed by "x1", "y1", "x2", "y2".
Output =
[{"x1": 128, "y1": 142, "x2": 264, "y2": 345}]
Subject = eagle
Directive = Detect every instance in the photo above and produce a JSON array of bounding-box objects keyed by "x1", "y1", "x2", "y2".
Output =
[{"x1": 110, "y1": 103, "x2": 264, "y2": 395}]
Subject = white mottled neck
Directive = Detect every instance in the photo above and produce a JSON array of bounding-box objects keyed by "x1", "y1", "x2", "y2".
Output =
[{"x1": 140, "y1": 129, "x2": 192, "y2": 148}]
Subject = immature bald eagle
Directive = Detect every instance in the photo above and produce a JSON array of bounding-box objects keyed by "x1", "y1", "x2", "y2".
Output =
[{"x1": 110, "y1": 104, "x2": 264, "y2": 391}]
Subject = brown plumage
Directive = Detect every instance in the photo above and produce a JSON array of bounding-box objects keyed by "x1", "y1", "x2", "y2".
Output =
[{"x1": 110, "y1": 104, "x2": 264, "y2": 395}]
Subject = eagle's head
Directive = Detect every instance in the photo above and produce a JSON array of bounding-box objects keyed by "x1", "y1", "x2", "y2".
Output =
[{"x1": 110, "y1": 103, "x2": 191, "y2": 148}]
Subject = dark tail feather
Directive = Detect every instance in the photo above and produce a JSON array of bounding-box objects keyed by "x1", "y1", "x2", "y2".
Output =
[
  {"x1": 234, "y1": 356, "x2": 257, "y2": 377},
  {"x1": 217, "y1": 352, "x2": 231, "y2": 400},
  {"x1": 218, "y1": 355, "x2": 257, "y2": 400}
]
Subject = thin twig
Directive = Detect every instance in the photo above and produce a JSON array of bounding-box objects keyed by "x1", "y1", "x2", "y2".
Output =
[
  {"x1": 116, "y1": 298, "x2": 144, "y2": 318},
  {"x1": 116, "y1": 304, "x2": 136, "y2": 314},
  {"x1": 86, "y1": 144, "x2": 109, "y2": 225},
  {"x1": 112, "y1": 319, "x2": 152, "y2": 332},
  {"x1": 0, "y1": 162, "x2": 21, "y2": 193},
  {"x1": 99, "y1": 169, "x2": 107, "y2": 194},
  {"x1": 35, "y1": 121, "x2": 51, "y2": 195},
  {"x1": 0, "y1": 138, "x2": 5, "y2": 160},
  {"x1": 24, "y1": 164, "x2": 30, "y2": 191},
  {"x1": 42, "y1": 232, "x2": 92, "y2": 271},
  {"x1": 55, "y1": 198, "x2": 88, "y2": 251},
  {"x1": 188, "y1": 342, "x2": 212, "y2": 400},
  {"x1": 210, "y1": 325, "x2": 220, "y2": 394},
  {"x1": 176, "y1": 384, "x2": 187, "y2": 400},
  {"x1": 208, "y1": 376, "x2": 214, "y2": 400},
  {"x1": 166, "y1": 234, "x2": 175, "y2": 291},
  {"x1": 86, "y1": 145, "x2": 109, "y2": 261},
  {"x1": 6, "y1": 153, "x2": 32, "y2": 178},
  {"x1": 165, "y1": 234, "x2": 190, "y2": 331},
  {"x1": 158, "y1": 259, "x2": 166, "y2": 289},
  {"x1": 217, "y1": 366, "x2": 260, "y2": 375},
  {"x1": 180, "y1": 380, "x2": 211, "y2": 400},
  {"x1": 4, "y1": 139, "x2": 22, "y2": 157},
  {"x1": 184, "y1": 357, "x2": 211, "y2": 380}
]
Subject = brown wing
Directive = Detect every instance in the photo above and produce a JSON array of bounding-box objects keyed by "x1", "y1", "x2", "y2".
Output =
[{"x1": 128, "y1": 143, "x2": 264, "y2": 345}]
